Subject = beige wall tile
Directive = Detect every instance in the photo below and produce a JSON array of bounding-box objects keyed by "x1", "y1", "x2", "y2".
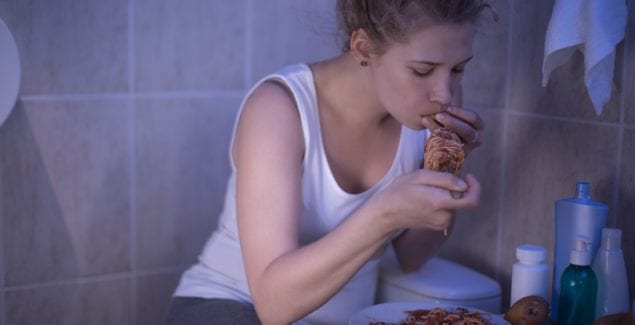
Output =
[
  {"x1": 135, "y1": 97, "x2": 239, "y2": 269},
  {"x1": 0, "y1": 0, "x2": 128, "y2": 95},
  {"x1": 509, "y1": 0, "x2": 621, "y2": 122},
  {"x1": 0, "y1": 101, "x2": 131, "y2": 286},
  {"x1": 136, "y1": 270, "x2": 183, "y2": 325},
  {"x1": 462, "y1": 0, "x2": 510, "y2": 109},
  {"x1": 439, "y1": 110, "x2": 504, "y2": 279},
  {"x1": 134, "y1": 0, "x2": 246, "y2": 92},
  {"x1": 251, "y1": 0, "x2": 339, "y2": 83},
  {"x1": 5, "y1": 278, "x2": 131, "y2": 325},
  {"x1": 501, "y1": 116, "x2": 618, "y2": 306}
]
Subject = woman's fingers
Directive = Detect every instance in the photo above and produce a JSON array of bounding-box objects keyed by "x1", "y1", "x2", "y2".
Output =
[
  {"x1": 381, "y1": 171, "x2": 480, "y2": 231},
  {"x1": 410, "y1": 170, "x2": 480, "y2": 209},
  {"x1": 434, "y1": 111, "x2": 480, "y2": 145},
  {"x1": 446, "y1": 106, "x2": 485, "y2": 130},
  {"x1": 421, "y1": 116, "x2": 442, "y2": 131},
  {"x1": 410, "y1": 169, "x2": 468, "y2": 192},
  {"x1": 454, "y1": 173, "x2": 481, "y2": 209},
  {"x1": 421, "y1": 210, "x2": 454, "y2": 231},
  {"x1": 431, "y1": 107, "x2": 485, "y2": 155}
]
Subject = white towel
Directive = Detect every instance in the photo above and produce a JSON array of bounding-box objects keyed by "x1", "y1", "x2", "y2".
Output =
[{"x1": 542, "y1": 0, "x2": 628, "y2": 115}]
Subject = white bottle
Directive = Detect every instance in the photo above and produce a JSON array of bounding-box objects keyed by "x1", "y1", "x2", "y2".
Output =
[
  {"x1": 592, "y1": 228, "x2": 630, "y2": 317},
  {"x1": 510, "y1": 244, "x2": 549, "y2": 306}
]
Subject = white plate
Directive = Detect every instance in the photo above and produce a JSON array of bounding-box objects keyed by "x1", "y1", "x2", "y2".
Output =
[{"x1": 349, "y1": 301, "x2": 509, "y2": 325}]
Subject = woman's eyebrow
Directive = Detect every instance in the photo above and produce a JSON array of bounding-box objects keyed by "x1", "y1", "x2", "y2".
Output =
[{"x1": 409, "y1": 56, "x2": 474, "y2": 66}]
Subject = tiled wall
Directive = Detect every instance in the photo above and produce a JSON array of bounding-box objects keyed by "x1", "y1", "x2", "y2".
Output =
[
  {"x1": 438, "y1": 0, "x2": 635, "y2": 310},
  {"x1": 0, "y1": 0, "x2": 338, "y2": 324},
  {"x1": 0, "y1": 0, "x2": 632, "y2": 323}
]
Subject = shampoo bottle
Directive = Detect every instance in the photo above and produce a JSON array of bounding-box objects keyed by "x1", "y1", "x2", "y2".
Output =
[
  {"x1": 552, "y1": 181, "x2": 607, "y2": 318},
  {"x1": 593, "y1": 228, "x2": 630, "y2": 317},
  {"x1": 558, "y1": 236, "x2": 597, "y2": 325}
]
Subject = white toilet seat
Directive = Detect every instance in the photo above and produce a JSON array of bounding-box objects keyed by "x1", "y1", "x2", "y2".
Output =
[{"x1": 376, "y1": 246, "x2": 502, "y2": 313}]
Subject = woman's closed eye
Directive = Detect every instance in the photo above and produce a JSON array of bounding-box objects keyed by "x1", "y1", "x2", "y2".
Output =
[
  {"x1": 411, "y1": 66, "x2": 465, "y2": 78},
  {"x1": 452, "y1": 61, "x2": 470, "y2": 74},
  {"x1": 411, "y1": 68, "x2": 433, "y2": 77},
  {"x1": 451, "y1": 68, "x2": 465, "y2": 75}
]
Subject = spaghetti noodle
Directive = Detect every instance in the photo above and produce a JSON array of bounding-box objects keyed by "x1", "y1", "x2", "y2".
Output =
[
  {"x1": 368, "y1": 306, "x2": 495, "y2": 325},
  {"x1": 422, "y1": 128, "x2": 465, "y2": 176}
]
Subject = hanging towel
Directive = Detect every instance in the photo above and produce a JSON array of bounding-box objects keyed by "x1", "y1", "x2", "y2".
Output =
[{"x1": 542, "y1": 0, "x2": 628, "y2": 115}]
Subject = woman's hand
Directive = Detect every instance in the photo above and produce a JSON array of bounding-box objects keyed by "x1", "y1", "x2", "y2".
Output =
[
  {"x1": 367, "y1": 169, "x2": 481, "y2": 232},
  {"x1": 421, "y1": 106, "x2": 485, "y2": 156},
  {"x1": 369, "y1": 170, "x2": 480, "y2": 272}
]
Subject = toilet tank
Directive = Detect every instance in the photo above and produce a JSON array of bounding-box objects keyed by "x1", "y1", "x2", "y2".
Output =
[{"x1": 376, "y1": 247, "x2": 502, "y2": 313}]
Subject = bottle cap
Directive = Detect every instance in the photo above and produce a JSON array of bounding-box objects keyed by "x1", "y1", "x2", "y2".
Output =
[
  {"x1": 575, "y1": 181, "x2": 591, "y2": 200},
  {"x1": 570, "y1": 235, "x2": 592, "y2": 266},
  {"x1": 516, "y1": 244, "x2": 547, "y2": 264},
  {"x1": 600, "y1": 228, "x2": 622, "y2": 251}
]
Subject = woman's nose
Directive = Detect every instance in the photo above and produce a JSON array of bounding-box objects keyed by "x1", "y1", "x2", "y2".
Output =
[{"x1": 428, "y1": 84, "x2": 451, "y2": 106}]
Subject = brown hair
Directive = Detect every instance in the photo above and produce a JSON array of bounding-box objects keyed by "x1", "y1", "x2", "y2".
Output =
[{"x1": 337, "y1": 0, "x2": 494, "y2": 54}]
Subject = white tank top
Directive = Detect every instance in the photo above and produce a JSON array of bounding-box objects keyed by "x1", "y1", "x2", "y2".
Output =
[{"x1": 174, "y1": 63, "x2": 427, "y2": 324}]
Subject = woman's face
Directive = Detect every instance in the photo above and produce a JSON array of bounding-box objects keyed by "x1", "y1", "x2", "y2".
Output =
[{"x1": 370, "y1": 22, "x2": 475, "y2": 130}]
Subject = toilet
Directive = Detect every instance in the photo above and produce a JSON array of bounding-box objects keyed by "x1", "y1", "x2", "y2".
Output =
[{"x1": 376, "y1": 247, "x2": 502, "y2": 313}]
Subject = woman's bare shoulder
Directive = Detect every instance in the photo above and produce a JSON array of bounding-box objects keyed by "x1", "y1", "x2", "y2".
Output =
[
  {"x1": 240, "y1": 80, "x2": 302, "y2": 136},
  {"x1": 233, "y1": 80, "x2": 304, "y2": 164}
]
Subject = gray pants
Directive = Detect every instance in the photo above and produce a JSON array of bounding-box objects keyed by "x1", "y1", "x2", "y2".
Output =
[{"x1": 165, "y1": 297, "x2": 261, "y2": 325}]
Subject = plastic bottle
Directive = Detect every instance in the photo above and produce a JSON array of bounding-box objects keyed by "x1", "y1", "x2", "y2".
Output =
[
  {"x1": 558, "y1": 236, "x2": 598, "y2": 325},
  {"x1": 552, "y1": 181, "x2": 607, "y2": 318},
  {"x1": 510, "y1": 244, "x2": 549, "y2": 306},
  {"x1": 593, "y1": 228, "x2": 630, "y2": 317}
]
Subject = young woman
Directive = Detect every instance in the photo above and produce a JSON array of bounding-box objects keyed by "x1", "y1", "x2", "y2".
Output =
[{"x1": 167, "y1": 1, "x2": 490, "y2": 324}]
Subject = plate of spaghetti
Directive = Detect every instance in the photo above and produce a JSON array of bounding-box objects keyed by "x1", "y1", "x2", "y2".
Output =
[{"x1": 349, "y1": 302, "x2": 509, "y2": 325}]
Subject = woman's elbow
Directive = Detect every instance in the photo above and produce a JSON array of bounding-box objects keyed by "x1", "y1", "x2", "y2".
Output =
[{"x1": 252, "y1": 295, "x2": 301, "y2": 325}]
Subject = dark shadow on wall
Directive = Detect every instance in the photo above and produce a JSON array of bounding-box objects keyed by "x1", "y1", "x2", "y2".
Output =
[
  {"x1": 0, "y1": 101, "x2": 81, "y2": 323},
  {"x1": 0, "y1": 102, "x2": 80, "y2": 285},
  {"x1": 0, "y1": 100, "x2": 134, "y2": 324}
]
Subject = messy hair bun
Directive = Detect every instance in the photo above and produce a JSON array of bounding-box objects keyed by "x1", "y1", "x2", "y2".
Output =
[{"x1": 337, "y1": 0, "x2": 494, "y2": 53}]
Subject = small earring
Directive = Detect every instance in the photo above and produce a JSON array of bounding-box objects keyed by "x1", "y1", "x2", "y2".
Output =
[{"x1": 360, "y1": 61, "x2": 368, "y2": 67}]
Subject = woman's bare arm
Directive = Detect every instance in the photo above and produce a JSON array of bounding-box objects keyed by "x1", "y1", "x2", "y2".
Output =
[
  {"x1": 234, "y1": 82, "x2": 479, "y2": 324},
  {"x1": 234, "y1": 82, "x2": 394, "y2": 324}
]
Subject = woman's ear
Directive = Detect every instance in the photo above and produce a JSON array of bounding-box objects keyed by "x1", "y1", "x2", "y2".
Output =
[{"x1": 349, "y1": 28, "x2": 375, "y2": 64}]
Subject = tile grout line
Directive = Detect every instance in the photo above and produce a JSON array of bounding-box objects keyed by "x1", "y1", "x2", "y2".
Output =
[
  {"x1": 495, "y1": 0, "x2": 514, "y2": 288},
  {"x1": 128, "y1": 0, "x2": 138, "y2": 324},
  {"x1": 17, "y1": 92, "x2": 629, "y2": 128},
  {"x1": 1, "y1": 134, "x2": 5, "y2": 325},
  {"x1": 2, "y1": 266, "x2": 185, "y2": 293},
  {"x1": 4, "y1": 272, "x2": 133, "y2": 292},
  {"x1": 612, "y1": 8, "x2": 630, "y2": 229},
  {"x1": 507, "y1": 110, "x2": 623, "y2": 128},
  {"x1": 20, "y1": 91, "x2": 245, "y2": 102}
]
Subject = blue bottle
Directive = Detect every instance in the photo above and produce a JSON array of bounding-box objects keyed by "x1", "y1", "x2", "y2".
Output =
[
  {"x1": 557, "y1": 236, "x2": 597, "y2": 325},
  {"x1": 552, "y1": 181, "x2": 607, "y2": 318}
]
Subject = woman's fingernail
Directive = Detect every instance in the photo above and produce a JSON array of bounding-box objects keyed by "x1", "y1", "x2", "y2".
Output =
[
  {"x1": 457, "y1": 179, "x2": 468, "y2": 189},
  {"x1": 451, "y1": 191, "x2": 463, "y2": 199},
  {"x1": 435, "y1": 113, "x2": 445, "y2": 121}
]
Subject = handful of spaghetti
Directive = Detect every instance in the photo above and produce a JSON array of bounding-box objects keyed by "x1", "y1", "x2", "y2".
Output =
[
  {"x1": 422, "y1": 128, "x2": 465, "y2": 176},
  {"x1": 369, "y1": 306, "x2": 494, "y2": 325},
  {"x1": 422, "y1": 128, "x2": 466, "y2": 200}
]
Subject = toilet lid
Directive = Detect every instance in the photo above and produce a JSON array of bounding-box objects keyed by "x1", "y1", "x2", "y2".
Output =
[{"x1": 379, "y1": 250, "x2": 501, "y2": 300}]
